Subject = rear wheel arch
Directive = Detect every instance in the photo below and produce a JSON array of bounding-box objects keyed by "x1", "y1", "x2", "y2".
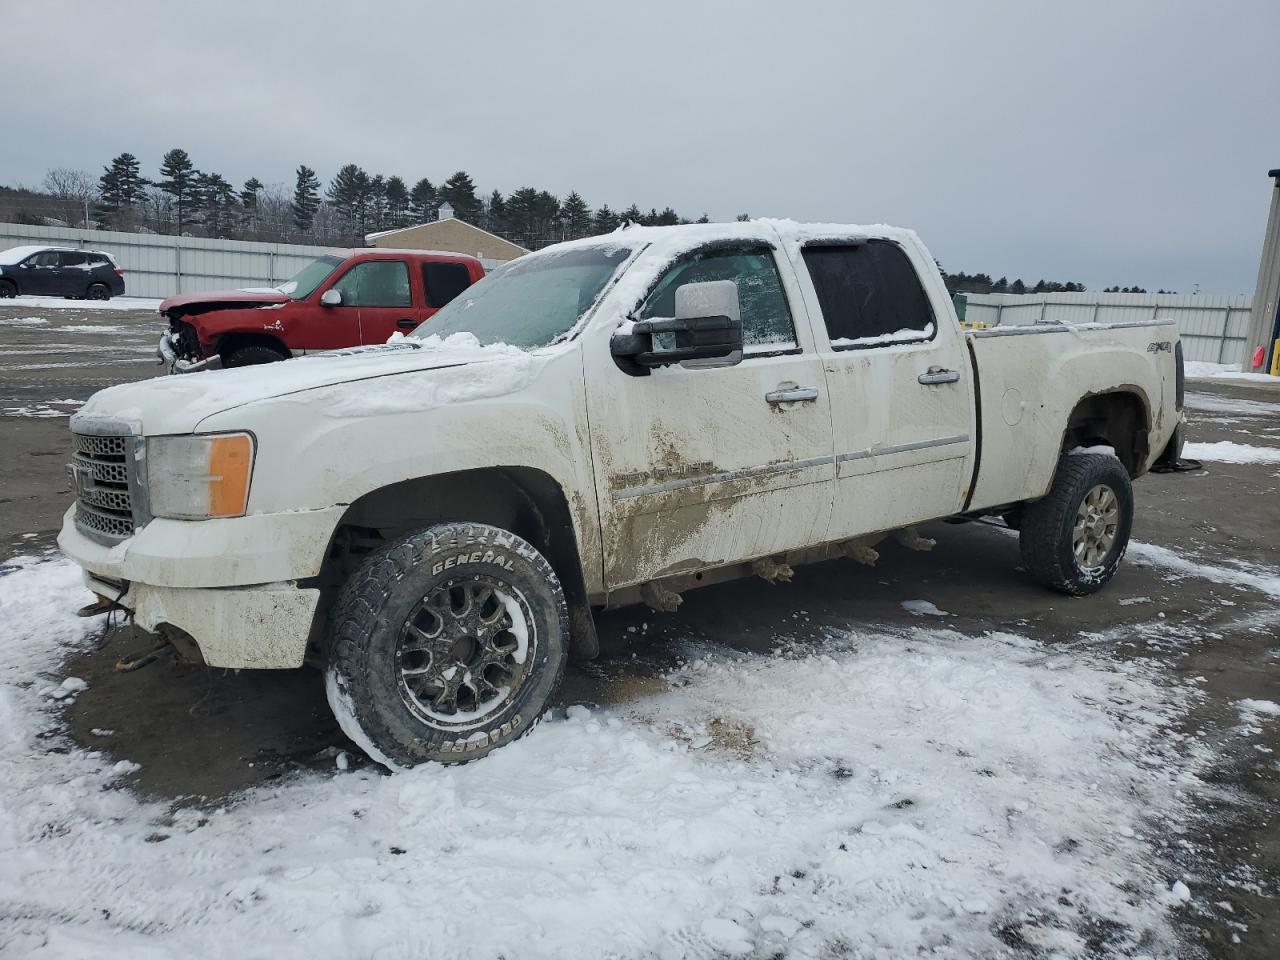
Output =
[
  {"x1": 1058, "y1": 389, "x2": 1150, "y2": 478},
  {"x1": 317, "y1": 466, "x2": 598, "y2": 659}
]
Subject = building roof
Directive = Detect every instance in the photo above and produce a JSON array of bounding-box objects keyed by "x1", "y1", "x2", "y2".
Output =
[{"x1": 365, "y1": 217, "x2": 529, "y2": 255}]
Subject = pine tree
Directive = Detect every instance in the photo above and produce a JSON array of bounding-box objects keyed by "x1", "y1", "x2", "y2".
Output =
[
  {"x1": 156, "y1": 148, "x2": 198, "y2": 234},
  {"x1": 367, "y1": 175, "x2": 389, "y2": 231},
  {"x1": 239, "y1": 177, "x2": 263, "y2": 232},
  {"x1": 385, "y1": 176, "x2": 410, "y2": 228},
  {"x1": 326, "y1": 163, "x2": 370, "y2": 233},
  {"x1": 409, "y1": 178, "x2": 437, "y2": 222},
  {"x1": 1011, "y1": 278, "x2": 1026, "y2": 294},
  {"x1": 292, "y1": 165, "x2": 321, "y2": 233},
  {"x1": 98, "y1": 153, "x2": 146, "y2": 212},
  {"x1": 561, "y1": 191, "x2": 592, "y2": 239},
  {"x1": 197, "y1": 172, "x2": 236, "y2": 235},
  {"x1": 696, "y1": 213, "x2": 710, "y2": 224},
  {"x1": 622, "y1": 204, "x2": 643, "y2": 225},
  {"x1": 593, "y1": 205, "x2": 620, "y2": 233},
  {"x1": 439, "y1": 170, "x2": 480, "y2": 221},
  {"x1": 484, "y1": 189, "x2": 507, "y2": 235}
]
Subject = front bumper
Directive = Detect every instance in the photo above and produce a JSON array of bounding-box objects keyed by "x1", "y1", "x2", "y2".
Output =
[
  {"x1": 86, "y1": 571, "x2": 320, "y2": 668},
  {"x1": 59, "y1": 504, "x2": 344, "y2": 668},
  {"x1": 157, "y1": 331, "x2": 222, "y2": 374}
]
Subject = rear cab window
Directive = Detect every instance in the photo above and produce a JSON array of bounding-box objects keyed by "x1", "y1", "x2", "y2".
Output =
[
  {"x1": 422, "y1": 261, "x2": 473, "y2": 308},
  {"x1": 802, "y1": 240, "x2": 935, "y2": 349},
  {"x1": 639, "y1": 245, "x2": 797, "y2": 353}
]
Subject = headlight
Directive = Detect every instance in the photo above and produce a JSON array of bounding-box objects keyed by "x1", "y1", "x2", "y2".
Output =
[{"x1": 147, "y1": 433, "x2": 255, "y2": 520}]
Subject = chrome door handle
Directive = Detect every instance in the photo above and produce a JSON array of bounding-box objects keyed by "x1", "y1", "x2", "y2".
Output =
[
  {"x1": 918, "y1": 367, "x2": 960, "y2": 385},
  {"x1": 766, "y1": 386, "x2": 819, "y2": 404}
]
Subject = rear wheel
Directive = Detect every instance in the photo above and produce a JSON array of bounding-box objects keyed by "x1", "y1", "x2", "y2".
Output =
[
  {"x1": 326, "y1": 523, "x2": 570, "y2": 768},
  {"x1": 0, "y1": 280, "x2": 15, "y2": 298},
  {"x1": 86, "y1": 283, "x2": 110, "y2": 301},
  {"x1": 1019, "y1": 452, "x2": 1133, "y2": 595},
  {"x1": 223, "y1": 343, "x2": 287, "y2": 367}
]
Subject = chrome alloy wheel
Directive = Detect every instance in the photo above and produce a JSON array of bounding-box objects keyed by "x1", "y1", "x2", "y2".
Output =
[
  {"x1": 395, "y1": 577, "x2": 535, "y2": 728},
  {"x1": 1073, "y1": 484, "x2": 1120, "y2": 572}
]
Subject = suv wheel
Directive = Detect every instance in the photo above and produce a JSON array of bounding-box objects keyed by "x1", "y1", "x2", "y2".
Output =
[
  {"x1": 86, "y1": 283, "x2": 110, "y2": 301},
  {"x1": 0, "y1": 280, "x2": 15, "y2": 298},
  {"x1": 1019, "y1": 452, "x2": 1133, "y2": 595},
  {"x1": 326, "y1": 523, "x2": 570, "y2": 768}
]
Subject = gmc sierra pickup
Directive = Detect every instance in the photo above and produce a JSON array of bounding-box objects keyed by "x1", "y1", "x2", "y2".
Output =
[{"x1": 60, "y1": 220, "x2": 1186, "y2": 768}]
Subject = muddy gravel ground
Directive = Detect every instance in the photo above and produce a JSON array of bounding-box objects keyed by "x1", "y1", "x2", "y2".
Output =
[{"x1": 1, "y1": 300, "x2": 1277, "y2": 956}]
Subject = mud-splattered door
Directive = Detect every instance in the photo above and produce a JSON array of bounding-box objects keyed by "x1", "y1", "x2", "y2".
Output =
[{"x1": 585, "y1": 244, "x2": 836, "y2": 590}]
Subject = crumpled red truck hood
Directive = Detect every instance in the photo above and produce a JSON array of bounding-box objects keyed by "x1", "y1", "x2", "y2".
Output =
[{"x1": 159, "y1": 289, "x2": 289, "y2": 312}]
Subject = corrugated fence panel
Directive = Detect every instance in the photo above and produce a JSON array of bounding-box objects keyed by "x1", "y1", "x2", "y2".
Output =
[
  {"x1": 963, "y1": 292, "x2": 1253, "y2": 364},
  {"x1": 0, "y1": 221, "x2": 341, "y2": 298},
  {"x1": 0, "y1": 221, "x2": 509, "y2": 298}
]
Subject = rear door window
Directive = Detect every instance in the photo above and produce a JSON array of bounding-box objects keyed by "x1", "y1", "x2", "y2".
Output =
[
  {"x1": 422, "y1": 261, "x2": 472, "y2": 308},
  {"x1": 59, "y1": 252, "x2": 87, "y2": 268},
  {"x1": 802, "y1": 241, "x2": 935, "y2": 348},
  {"x1": 332, "y1": 260, "x2": 411, "y2": 307}
]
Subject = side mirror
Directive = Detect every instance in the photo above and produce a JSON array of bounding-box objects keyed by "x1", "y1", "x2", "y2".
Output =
[
  {"x1": 610, "y1": 280, "x2": 743, "y2": 373},
  {"x1": 319, "y1": 289, "x2": 342, "y2": 306}
]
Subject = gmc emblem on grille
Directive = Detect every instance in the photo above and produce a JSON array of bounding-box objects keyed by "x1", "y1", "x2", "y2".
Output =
[{"x1": 67, "y1": 461, "x2": 93, "y2": 498}]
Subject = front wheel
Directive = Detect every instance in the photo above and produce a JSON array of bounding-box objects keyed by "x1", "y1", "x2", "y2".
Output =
[
  {"x1": 86, "y1": 283, "x2": 110, "y2": 301},
  {"x1": 326, "y1": 523, "x2": 569, "y2": 768},
  {"x1": 1018, "y1": 452, "x2": 1133, "y2": 596},
  {"x1": 0, "y1": 279, "x2": 15, "y2": 298}
]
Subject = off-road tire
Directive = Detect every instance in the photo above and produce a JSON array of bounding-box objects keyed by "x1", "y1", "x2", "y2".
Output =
[
  {"x1": 326, "y1": 523, "x2": 570, "y2": 768},
  {"x1": 1019, "y1": 452, "x2": 1133, "y2": 596},
  {"x1": 0, "y1": 280, "x2": 15, "y2": 298},
  {"x1": 223, "y1": 343, "x2": 287, "y2": 367},
  {"x1": 86, "y1": 283, "x2": 110, "y2": 301}
]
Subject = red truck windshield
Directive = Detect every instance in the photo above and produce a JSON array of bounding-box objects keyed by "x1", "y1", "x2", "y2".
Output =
[{"x1": 285, "y1": 256, "x2": 343, "y2": 300}]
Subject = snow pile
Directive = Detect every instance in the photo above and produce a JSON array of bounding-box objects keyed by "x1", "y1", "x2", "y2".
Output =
[
  {"x1": 1184, "y1": 440, "x2": 1280, "y2": 465},
  {"x1": 901, "y1": 598, "x2": 948, "y2": 616},
  {"x1": 0, "y1": 316, "x2": 49, "y2": 327},
  {"x1": 0, "y1": 556, "x2": 1209, "y2": 958}
]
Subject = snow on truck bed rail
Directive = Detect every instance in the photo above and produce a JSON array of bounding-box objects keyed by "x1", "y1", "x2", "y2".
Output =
[{"x1": 0, "y1": 554, "x2": 1216, "y2": 958}]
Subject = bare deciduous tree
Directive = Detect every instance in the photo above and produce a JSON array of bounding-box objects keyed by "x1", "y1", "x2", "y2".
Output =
[{"x1": 43, "y1": 168, "x2": 99, "y2": 227}]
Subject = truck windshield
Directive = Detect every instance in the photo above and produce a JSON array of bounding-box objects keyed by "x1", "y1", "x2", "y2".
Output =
[
  {"x1": 416, "y1": 245, "x2": 634, "y2": 348},
  {"x1": 284, "y1": 256, "x2": 342, "y2": 300}
]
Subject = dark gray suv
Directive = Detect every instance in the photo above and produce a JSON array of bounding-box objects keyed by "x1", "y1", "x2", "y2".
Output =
[{"x1": 0, "y1": 245, "x2": 126, "y2": 300}]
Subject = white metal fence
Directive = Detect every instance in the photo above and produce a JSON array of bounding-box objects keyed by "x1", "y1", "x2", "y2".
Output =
[
  {"x1": 0, "y1": 222, "x2": 506, "y2": 299},
  {"x1": 960, "y1": 292, "x2": 1253, "y2": 365}
]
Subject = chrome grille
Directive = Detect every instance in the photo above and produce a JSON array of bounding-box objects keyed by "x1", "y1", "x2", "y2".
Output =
[{"x1": 70, "y1": 430, "x2": 136, "y2": 543}]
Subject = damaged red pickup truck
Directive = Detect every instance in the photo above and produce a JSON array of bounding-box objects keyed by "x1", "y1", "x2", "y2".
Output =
[{"x1": 157, "y1": 249, "x2": 485, "y2": 371}]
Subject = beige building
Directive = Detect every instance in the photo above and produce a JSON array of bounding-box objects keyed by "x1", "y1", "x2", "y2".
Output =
[{"x1": 365, "y1": 203, "x2": 528, "y2": 264}]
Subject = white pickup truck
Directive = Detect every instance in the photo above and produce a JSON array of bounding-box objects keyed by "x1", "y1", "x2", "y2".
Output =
[{"x1": 60, "y1": 220, "x2": 1186, "y2": 767}]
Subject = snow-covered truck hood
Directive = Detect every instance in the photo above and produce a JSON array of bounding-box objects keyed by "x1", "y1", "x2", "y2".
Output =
[{"x1": 74, "y1": 337, "x2": 533, "y2": 436}]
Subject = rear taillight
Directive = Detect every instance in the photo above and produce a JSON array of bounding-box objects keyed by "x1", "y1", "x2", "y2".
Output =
[
  {"x1": 114, "y1": 267, "x2": 125, "y2": 277},
  {"x1": 1174, "y1": 341, "x2": 1184, "y2": 411}
]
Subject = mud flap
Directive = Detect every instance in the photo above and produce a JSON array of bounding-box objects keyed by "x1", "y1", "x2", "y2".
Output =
[{"x1": 1151, "y1": 421, "x2": 1202, "y2": 474}]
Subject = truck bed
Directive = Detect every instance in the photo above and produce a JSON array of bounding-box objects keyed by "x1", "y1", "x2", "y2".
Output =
[{"x1": 964, "y1": 319, "x2": 1180, "y2": 512}]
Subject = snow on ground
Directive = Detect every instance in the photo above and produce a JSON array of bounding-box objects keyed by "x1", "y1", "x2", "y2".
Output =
[
  {"x1": 0, "y1": 555, "x2": 1211, "y2": 959},
  {"x1": 1185, "y1": 360, "x2": 1279, "y2": 383},
  {"x1": 1127, "y1": 540, "x2": 1280, "y2": 600},
  {"x1": 1184, "y1": 440, "x2": 1280, "y2": 465},
  {"x1": 0, "y1": 398, "x2": 83, "y2": 419},
  {"x1": 0, "y1": 316, "x2": 49, "y2": 326},
  {"x1": 1, "y1": 296, "x2": 161, "y2": 312}
]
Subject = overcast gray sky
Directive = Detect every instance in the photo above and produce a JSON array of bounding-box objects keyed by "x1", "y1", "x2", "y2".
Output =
[{"x1": 3, "y1": 0, "x2": 1277, "y2": 293}]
